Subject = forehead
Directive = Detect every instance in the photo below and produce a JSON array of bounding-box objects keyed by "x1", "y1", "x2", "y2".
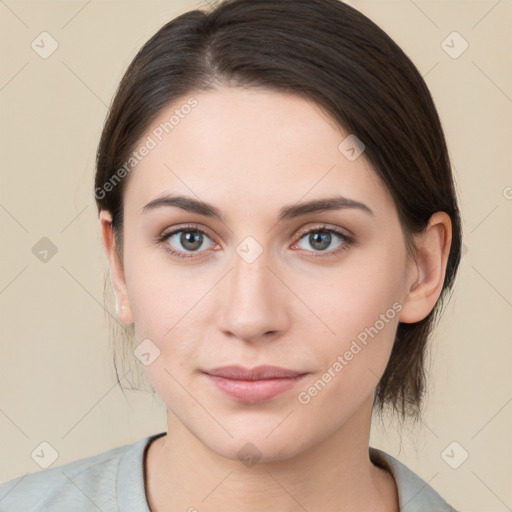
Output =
[{"x1": 123, "y1": 87, "x2": 393, "y2": 218}]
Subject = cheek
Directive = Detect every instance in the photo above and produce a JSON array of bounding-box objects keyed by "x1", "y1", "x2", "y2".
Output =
[
  {"x1": 122, "y1": 251, "x2": 217, "y2": 383},
  {"x1": 290, "y1": 255, "x2": 403, "y2": 395},
  {"x1": 123, "y1": 241, "x2": 200, "y2": 336},
  {"x1": 294, "y1": 304, "x2": 400, "y2": 420},
  {"x1": 292, "y1": 250, "x2": 403, "y2": 344}
]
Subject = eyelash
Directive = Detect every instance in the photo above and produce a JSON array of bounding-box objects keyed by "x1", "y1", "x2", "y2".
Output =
[{"x1": 156, "y1": 223, "x2": 354, "y2": 260}]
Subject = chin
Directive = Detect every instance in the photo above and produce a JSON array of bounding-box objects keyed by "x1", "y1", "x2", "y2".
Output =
[
  {"x1": 222, "y1": 442, "x2": 303, "y2": 466},
  {"x1": 196, "y1": 424, "x2": 311, "y2": 466}
]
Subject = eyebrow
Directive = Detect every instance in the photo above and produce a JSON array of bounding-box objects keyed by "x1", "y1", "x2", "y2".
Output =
[{"x1": 141, "y1": 193, "x2": 374, "y2": 222}]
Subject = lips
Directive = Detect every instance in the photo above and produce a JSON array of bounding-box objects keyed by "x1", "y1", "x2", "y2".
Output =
[
  {"x1": 202, "y1": 365, "x2": 308, "y2": 403},
  {"x1": 203, "y1": 365, "x2": 306, "y2": 380}
]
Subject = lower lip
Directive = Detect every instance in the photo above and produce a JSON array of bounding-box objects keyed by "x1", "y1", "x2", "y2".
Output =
[{"x1": 204, "y1": 373, "x2": 307, "y2": 403}]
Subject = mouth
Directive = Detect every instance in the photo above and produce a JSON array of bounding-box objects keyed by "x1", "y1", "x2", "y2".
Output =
[{"x1": 202, "y1": 365, "x2": 309, "y2": 403}]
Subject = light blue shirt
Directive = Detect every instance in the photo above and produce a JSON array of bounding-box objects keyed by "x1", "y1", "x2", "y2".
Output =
[{"x1": 0, "y1": 432, "x2": 459, "y2": 511}]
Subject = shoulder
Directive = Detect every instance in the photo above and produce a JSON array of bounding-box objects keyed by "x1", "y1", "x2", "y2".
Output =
[
  {"x1": 370, "y1": 447, "x2": 460, "y2": 512},
  {"x1": 0, "y1": 433, "x2": 162, "y2": 512}
]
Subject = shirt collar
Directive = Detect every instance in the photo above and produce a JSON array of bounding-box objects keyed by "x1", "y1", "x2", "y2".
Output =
[
  {"x1": 370, "y1": 447, "x2": 457, "y2": 511},
  {"x1": 117, "y1": 433, "x2": 455, "y2": 512}
]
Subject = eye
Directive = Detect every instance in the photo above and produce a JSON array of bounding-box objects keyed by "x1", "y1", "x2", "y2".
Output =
[
  {"x1": 157, "y1": 224, "x2": 216, "y2": 259},
  {"x1": 157, "y1": 223, "x2": 354, "y2": 261},
  {"x1": 292, "y1": 225, "x2": 354, "y2": 257}
]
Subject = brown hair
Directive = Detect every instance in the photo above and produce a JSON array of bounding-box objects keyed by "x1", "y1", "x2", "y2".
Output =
[{"x1": 95, "y1": 0, "x2": 462, "y2": 423}]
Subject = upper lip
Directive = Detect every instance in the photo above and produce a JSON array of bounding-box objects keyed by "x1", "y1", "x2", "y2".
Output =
[{"x1": 203, "y1": 365, "x2": 306, "y2": 380}]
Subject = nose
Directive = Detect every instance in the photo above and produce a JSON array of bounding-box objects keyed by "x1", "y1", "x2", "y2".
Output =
[{"x1": 215, "y1": 249, "x2": 290, "y2": 343}]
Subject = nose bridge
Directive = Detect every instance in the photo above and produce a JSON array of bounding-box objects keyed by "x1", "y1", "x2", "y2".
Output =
[
  {"x1": 216, "y1": 244, "x2": 287, "y2": 340},
  {"x1": 232, "y1": 248, "x2": 271, "y2": 301}
]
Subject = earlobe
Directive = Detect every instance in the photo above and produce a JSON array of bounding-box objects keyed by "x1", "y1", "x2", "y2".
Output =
[
  {"x1": 99, "y1": 210, "x2": 134, "y2": 324},
  {"x1": 399, "y1": 212, "x2": 452, "y2": 324}
]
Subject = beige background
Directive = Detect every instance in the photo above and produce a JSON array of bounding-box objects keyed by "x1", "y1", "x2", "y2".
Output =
[{"x1": 1, "y1": 1, "x2": 511, "y2": 510}]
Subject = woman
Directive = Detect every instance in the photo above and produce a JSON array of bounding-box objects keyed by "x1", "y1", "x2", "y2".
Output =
[{"x1": 0, "y1": 0, "x2": 461, "y2": 510}]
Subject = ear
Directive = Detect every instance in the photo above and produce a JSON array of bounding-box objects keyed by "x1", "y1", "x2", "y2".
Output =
[
  {"x1": 399, "y1": 211, "x2": 453, "y2": 324},
  {"x1": 99, "y1": 210, "x2": 134, "y2": 324}
]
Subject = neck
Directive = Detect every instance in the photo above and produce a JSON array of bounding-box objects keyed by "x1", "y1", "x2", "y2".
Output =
[{"x1": 145, "y1": 394, "x2": 399, "y2": 512}]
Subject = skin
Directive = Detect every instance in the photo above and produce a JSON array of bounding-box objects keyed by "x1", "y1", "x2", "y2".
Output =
[{"x1": 100, "y1": 86, "x2": 452, "y2": 512}]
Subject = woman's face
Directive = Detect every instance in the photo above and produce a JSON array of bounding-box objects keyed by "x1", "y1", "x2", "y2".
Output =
[{"x1": 108, "y1": 87, "x2": 419, "y2": 462}]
